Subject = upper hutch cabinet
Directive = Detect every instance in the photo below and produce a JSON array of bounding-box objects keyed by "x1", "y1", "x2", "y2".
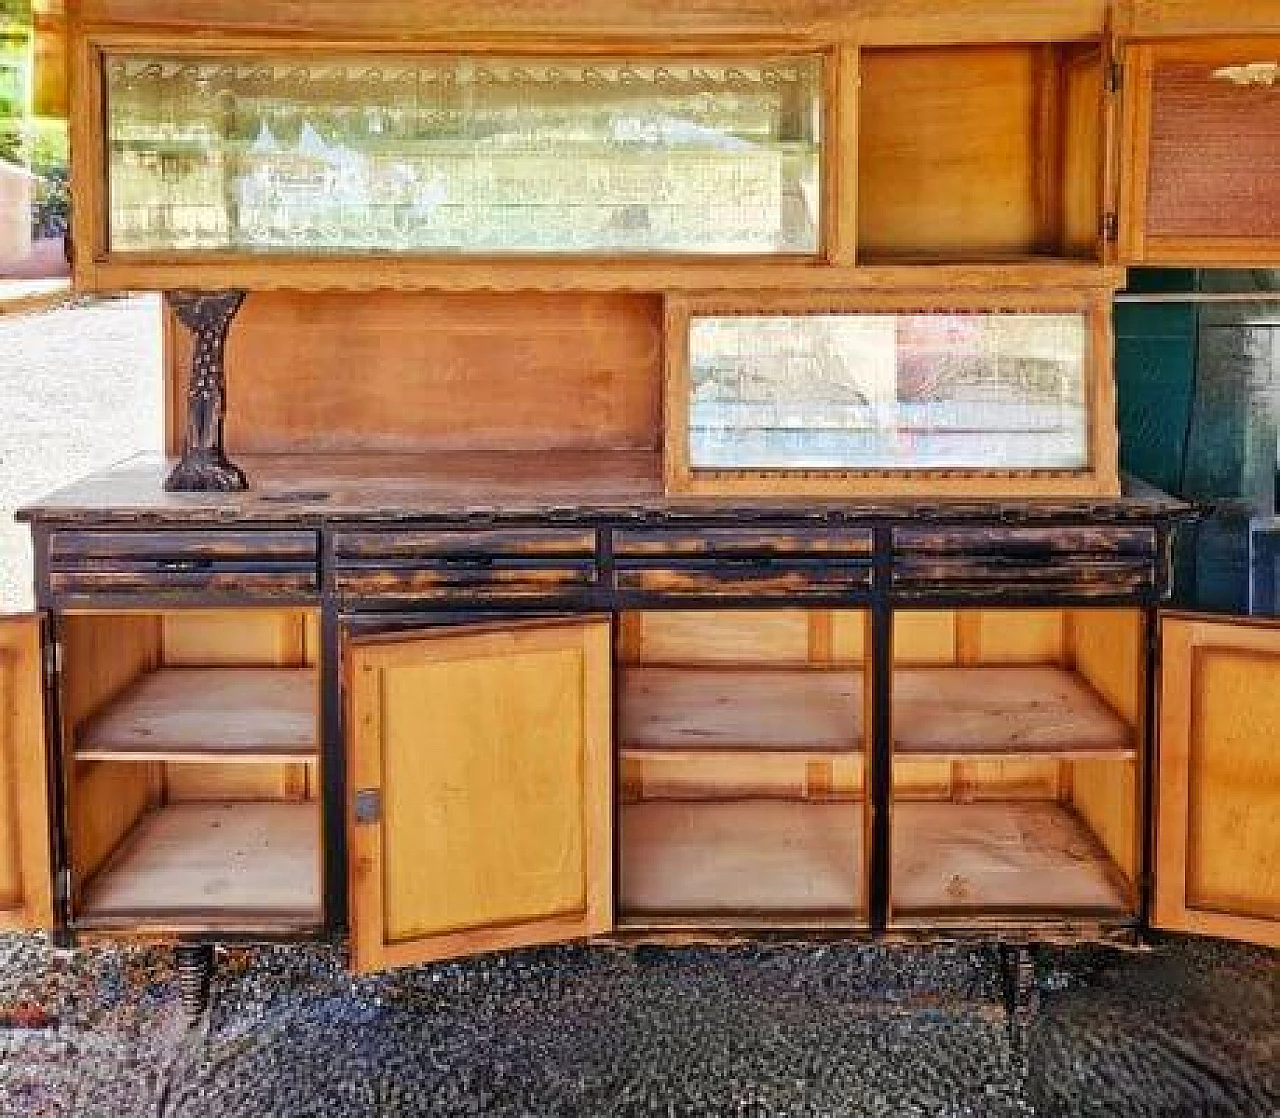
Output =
[
  {"x1": 0, "y1": 618, "x2": 53, "y2": 931},
  {"x1": 1120, "y1": 37, "x2": 1280, "y2": 265},
  {"x1": 69, "y1": 25, "x2": 1122, "y2": 291}
]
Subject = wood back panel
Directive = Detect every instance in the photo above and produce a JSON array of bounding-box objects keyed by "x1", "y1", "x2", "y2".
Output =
[
  {"x1": 893, "y1": 609, "x2": 1067, "y2": 666},
  {"x1": 61, "y1": 614, "x2": 164, "y2": 894},
  {"x1": 619, "y1": 610, "x2": 865, "y2": 666},
  {"x1": 160, "y1": 609, "x2": 319, "y2": 803},
  {"x1": 859, "y1": 44, "x2": 1066, "y2": 259},
  {"x1": 168, "y1": 292, "x2": 663, "y2": 456}
]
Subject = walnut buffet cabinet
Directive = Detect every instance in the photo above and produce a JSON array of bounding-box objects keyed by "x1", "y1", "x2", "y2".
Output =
[{"x1": 2, "y1": 1, "x2": 1277, "y2": 1007}]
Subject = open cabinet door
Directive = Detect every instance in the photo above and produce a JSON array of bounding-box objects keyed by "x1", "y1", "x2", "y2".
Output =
[
  {"x1": 0, "y1": 617, "x2": 53, "y2": 930},
  {"x1": 345, "y1": 617, "x2": 612, "y2": 974},
  {"x1": 1155, "y1": 614, "x2": 1279, "y2": 948}
]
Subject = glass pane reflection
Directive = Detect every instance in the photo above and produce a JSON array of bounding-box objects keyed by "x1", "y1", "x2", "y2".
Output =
[
  {"x1": 106, "y1": 54, "x2": 822, "y2": 255},
  {"x1": 688, "y1": 313, "x2": 1090, "y2": 470}
]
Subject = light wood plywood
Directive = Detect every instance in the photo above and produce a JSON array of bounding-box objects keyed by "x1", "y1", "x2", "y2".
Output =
[
  {"x1": 620, "y1": 801, "x2": 863, "y2": 915},
  {"x1": 621, "y1": 667, "x2": 863, "y2": 752},
  {"x1": 891, "y1": 801, "x2": 1131, "y2": 917},
  {"x1": 0, "y1": 618, "x2": 53, "y2": 930},
  {"x1": 346, "y1": 619, "x2": 612, "y2": 973},
  {"x1": 77, "y1": 668, "x2": 318, "y2": 761},
  {"x1": 79, "y1": 801, "x2": 320, "y2": 922},
  {"x1": 894, "y1": 666, "x2": 1133, "y2": 758},
  {"x1": 1156, "y1": 617, "x2": 1280, "y2": 947}
]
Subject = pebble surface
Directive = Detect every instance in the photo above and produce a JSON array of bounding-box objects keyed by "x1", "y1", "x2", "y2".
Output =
[{"x1": 0, "y1": 934, "x2": 1273, "y2": 1117}]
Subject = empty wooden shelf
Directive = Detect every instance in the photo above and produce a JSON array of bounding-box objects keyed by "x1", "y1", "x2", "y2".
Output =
[
  {"x1": 891, "y1": 801, "x2": 1130, "y2": 917},
  {"x1": 620, "y1": 667, "x2": 863, "y2": 753},
  {"x1": 893, "y1": 666, "x2": 1133, "y2": 758},
  {"x1": 77, "y1": 668, "x2": 318, "y2": 762},
  {"x1": 79, "y1": 802, "x2": 321, "y2": 924},
  {"x1": 620, "y1": 801, "x2": 863, "y2": 916}
]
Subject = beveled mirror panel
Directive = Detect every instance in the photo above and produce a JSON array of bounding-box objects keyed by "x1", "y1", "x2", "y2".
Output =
[
  {"x1": 684, "y1": 312, "x2": 1091, "y2": 471},
  {"x1": 105, "y1": 54, "x2": 822, "y2": 255}
]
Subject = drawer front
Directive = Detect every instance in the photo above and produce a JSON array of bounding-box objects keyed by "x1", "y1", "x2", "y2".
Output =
[
  {"x1": 892, "y1": 526, "x2": 1157, "y2": 601},
  {"x1": 613, "y1": 526, "x2": 873, "y2": 560},
  {"x1": 615, "y1": 562, "x2": 873, "y2": 600},
  {"x1": 614, "y1": 526, "x2": 873, "y2": 601},
  {"x1": 46, "y1": 530, "x2": 319, "y2": 601},
  {"x1": 333, "y1": 527, "x2": 599, "y2": 604}
]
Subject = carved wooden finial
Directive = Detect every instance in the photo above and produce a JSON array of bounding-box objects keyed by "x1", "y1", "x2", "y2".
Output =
[{"x1": 164, "y1": 290, "x2": 248, "y2": 493}]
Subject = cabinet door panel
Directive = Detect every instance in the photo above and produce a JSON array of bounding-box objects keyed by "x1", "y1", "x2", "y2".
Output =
[
  {"x1": 346, "y1": 618, "x2": 611, "y2": 974},
  {"x1": 1156, "y1": 615, "x2": 1280, "y2": 947},
  {"x1": 0, "y1": 617, "x2": 53, "y2": 930},
  {"x1": 1122, "y1": 38, "x2": 1280, "y2": 264}
]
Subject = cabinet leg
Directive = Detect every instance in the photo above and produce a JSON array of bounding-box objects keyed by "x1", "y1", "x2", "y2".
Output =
[
  {"x1": 1000, "y1": 943, "x2": 1039, "y2": 1038},
  {"x1": 175, "y1": 943, "x2": 215, "y2": 1021}
]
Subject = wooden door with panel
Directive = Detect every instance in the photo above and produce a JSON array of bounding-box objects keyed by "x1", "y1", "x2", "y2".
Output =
[
  {"x1": 0, "y1": 617, "x2": 54, "y2": 931},
  {"x1": 1120, "y1": 36, "x2": 1280, "y2": 265},
  {"x1": 1154, "y1": 613, "x2": 1280, "y2": 948},
  {"x1": 344, "y1": 617, "x2": 613, "y2": 975}
]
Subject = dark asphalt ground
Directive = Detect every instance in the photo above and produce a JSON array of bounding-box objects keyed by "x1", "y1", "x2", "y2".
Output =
[{"x1": 0, "y1": 933, "x2": 1274, "y2": 1116}]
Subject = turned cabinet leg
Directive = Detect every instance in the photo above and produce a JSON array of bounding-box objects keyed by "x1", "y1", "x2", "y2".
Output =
[
  {"x1": 1000, "y1": 943, "x2": 1039, "y2": 1038},
  {"x1": 175, "y1": 942, "x2": 215, "y2": 1020},
  {"x1": 164, "y1": 289, "x2": 249, "y2": 493}
]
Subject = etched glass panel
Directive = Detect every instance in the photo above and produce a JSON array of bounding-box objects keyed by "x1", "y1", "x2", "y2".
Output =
[
  {"x1": 105, "y1": 54, "x2": 822, "y2": 255},
  {"x1": 687, "y1": 313, "x2": 1090, "y2": 470}
]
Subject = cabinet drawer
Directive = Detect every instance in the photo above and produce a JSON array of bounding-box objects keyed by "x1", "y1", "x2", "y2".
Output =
[
  {"x1": 333, "y1": 528, "x2": 598, "y2": 604},
  {"x1": 613, "y1": 526, "x2": 873, "y2": 560},
  {"x1": 46, "y1": 530, "x2": 319, "y2": 601},
  {"x1": 892, "y1": 526, "x2": 1157, "y2": 601},
  {"x1": 613, "y1": 526, "x2": 873, "y2": 601}
]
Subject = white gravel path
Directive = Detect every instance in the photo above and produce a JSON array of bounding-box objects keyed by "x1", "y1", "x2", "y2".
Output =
[{"x1": 0, "y1": 296, "x2": 163, "y2": 610}]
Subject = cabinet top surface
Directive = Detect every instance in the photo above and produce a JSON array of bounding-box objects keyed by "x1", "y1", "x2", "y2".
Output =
[{"x1": 18, "y1": 453, "x2": 1190, "y2": 526}]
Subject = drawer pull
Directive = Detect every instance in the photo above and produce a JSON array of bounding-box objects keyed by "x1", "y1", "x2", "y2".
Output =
[
  {"x1": 437, "y1": 555, "x2": 497, "y2": 570},
  {"x1": 155, "y1": 558, "x2": 214, "y2": 573}
]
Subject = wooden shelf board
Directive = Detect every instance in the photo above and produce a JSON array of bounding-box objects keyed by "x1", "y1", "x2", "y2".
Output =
[
  {"x1": 620, "y1": 667, "x2": 864, "y2": 753},
  {"x1": 620, "y1": 800, "x2": 863, "y2": 916},
  {"x1": 891, "y1": 800, "x2": 1131, "y2": 916},
  {"x1": 894, "y1": 666, "x2": 1134, "y2": 758},
  {"x1": 77, "y1": 667, "x2": 318, "y2": 761},
  {"x1": 79, "y1": 802, "x2": 321, "y2": 922}
]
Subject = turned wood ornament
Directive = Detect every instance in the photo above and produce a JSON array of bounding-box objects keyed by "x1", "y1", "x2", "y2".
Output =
[{"x1": 164, "y1": 290, "x2": 248, "y2": 493}]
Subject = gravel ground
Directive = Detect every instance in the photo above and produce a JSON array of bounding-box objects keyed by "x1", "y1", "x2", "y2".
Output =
[
  {"x1": 0, "y1": 300, "x2": 1275, "y2": 1116},
  {"x1": 0, "y1": 296, "x2": 162, "y2": 610}
]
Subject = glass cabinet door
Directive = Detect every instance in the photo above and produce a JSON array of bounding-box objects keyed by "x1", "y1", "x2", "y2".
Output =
[
  {"x1": 105, "y1": 53, "x2": 822, "y2": 256},
  {"x1": 679, "y1": 309, "x2": 1093, "y2": 471}
]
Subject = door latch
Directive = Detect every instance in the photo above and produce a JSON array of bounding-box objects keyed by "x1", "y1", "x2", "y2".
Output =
[{"x1": 354, "y1": 789, "x2": 382, "y2": 825}]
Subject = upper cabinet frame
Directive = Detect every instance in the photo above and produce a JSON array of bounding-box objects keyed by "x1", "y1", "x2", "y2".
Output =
[{"x1": 69, "y1": 27, "x2": 1123, "y2": 293}]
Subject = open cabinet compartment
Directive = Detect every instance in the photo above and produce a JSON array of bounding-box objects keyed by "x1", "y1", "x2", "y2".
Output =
[
  {"x1": 616, "y1": 609, "x2": 869, "y2": 925},
  {"x1": 858, "y1": 42, "x2": 1110, "y2": 263},
  {"x1": 889, "y1": 607, "x2": 1143, "y2": 923},
  {"x1": 60, "y1": 608, "x2": 322, "y2": 930}
]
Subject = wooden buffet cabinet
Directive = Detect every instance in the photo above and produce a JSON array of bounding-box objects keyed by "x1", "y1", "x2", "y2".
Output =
[{"x1": 2, "y1": 1, "x2": 1278, "y2": 1000}]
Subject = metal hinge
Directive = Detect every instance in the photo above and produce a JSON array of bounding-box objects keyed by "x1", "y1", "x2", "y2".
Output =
[
  {"x1": 1106, "y1": 61, "x2": 1123, "y2": 94},
  {"x1": 353, "y1": 789, "x2": 382, "y2": 825},
  {"x1": 1103, "y1": 212, "x2": 1120, "y2": 243},
  {"x1": 44, "y1": 640, "x2": 62, "y2": 680},
  {"x1": 55, "y1": 867, "x2": 71, "y2": 910}
]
